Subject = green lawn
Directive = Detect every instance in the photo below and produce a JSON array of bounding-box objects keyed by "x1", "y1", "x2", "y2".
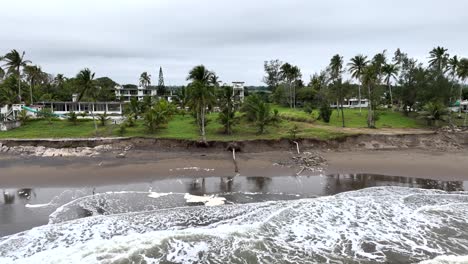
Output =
[
  {"x1": 0, "y1": 114, "x2": 347, "y2": 141},
  {"x1": 273, "y1": 105, "x2": 425, "y2": 128}
]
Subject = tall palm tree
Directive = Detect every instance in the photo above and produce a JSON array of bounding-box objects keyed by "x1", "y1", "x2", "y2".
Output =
[
  {"x1": 372, "y1": 51, "x2": 387, "y2": 75},
  {"x1": 1, "y1": 50, "x2": 31, "y2": 102},
  {"x1": 329, "y1": 54, "x2": 345, "y2": 127},
  {"x1": 428, "y1": 46, "x2": 449, "y2": 74},
  {"x1": 382, "y1": 63, "x2": 399, "y2": 110},
  {"x1": 457, "y1": 58, "x2": 468, "y2": 121},
  {"x1": 139, "y1": 72, "x2": 151, "y2": 88},
  {"x1": 76, "y1": 68, "x2": 98, "y2": 131},
  {"x1": 361, "y1": 64, "x2": 379, "y2": 128},
  {"x1": 448, "y1": 56, "x2": 460, "y2": 120},
  {"x1": 186, "y1": 65, "x2": 215, "y2": 141},
  {"x1": 348, "y1": 55, "x2": 368, "y2": 114},
  {"x1": 24, "y1": 65, "x2": 44, "y2": 105}
]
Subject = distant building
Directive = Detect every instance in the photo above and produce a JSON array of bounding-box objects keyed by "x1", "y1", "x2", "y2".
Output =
[
  {"x1": 114, "y1": 84, "x2": 157, "y2": 102},
  {"x1": 231, "y1": 82, "x2": 245, "y2": 102},
  {"x1": 330, "y1": 98, "x2": 369, "y2": 108}
]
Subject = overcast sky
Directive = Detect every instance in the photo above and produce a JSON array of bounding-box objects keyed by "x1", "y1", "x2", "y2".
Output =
[{"x1": 1, "y1": 0, "x2": 467, "y2": 85}]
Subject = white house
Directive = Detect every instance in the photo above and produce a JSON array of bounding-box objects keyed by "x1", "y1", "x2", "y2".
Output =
[
  {"x1": 231, "y1": 81, "x2": 245, "y2": 102},
  {"x1": 330, "y1": 98, "x2": 369, "y2": 108},
  {"x1": 114, "y1": 85, "x2": 157, "y2": 102}
]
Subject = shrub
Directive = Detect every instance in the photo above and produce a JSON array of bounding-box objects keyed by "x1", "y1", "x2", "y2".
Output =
[
  {"x1": 18, "y1": 110, "x2": 29, "y2": 123},
  {"x1": 303, "y1": 102, "x2": 314, "y2": 114},
  {"x1": 67, "y1": 112, "x2": 78, "y2": 125},
  {"x1": 319, "y1": 103, "x2": 332, "y2": 123},
  {"x1": 97, "y1": 112, "x2": 109, "y2": 126},
  {"x1": 288, "y1": 124, "x2": 299, "y2": 140}
]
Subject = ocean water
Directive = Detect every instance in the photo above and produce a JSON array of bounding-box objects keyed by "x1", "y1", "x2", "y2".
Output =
[{"x1": 1, "y1": 186, "x2": 467, "y2": 264}]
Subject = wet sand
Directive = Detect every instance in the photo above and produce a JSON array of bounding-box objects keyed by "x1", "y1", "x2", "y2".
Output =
[{"x1": 1, "y1": 149, "x2": 467, "y2": 187}]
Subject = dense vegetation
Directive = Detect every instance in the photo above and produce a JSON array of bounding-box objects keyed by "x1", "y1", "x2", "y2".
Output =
[{"x1": 1, "y1": 46, "x2": 467, "y2": 141}]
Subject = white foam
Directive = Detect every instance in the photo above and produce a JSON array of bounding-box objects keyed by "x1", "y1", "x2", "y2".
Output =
[
  {"x1": 184, "y1": 193, "x2": 226, "y2": 206},
  {"x1": 25, "y1": 203, "x2": 51, "y2": 208},
  {"x1": 2, "y1": 187, "x2": 467, "y2": 264},
  {"x1": 419, "y1": 255, "x2": 468, "y2": 264},
  {"x1": 147, "y1": 192, "x2": 170, "y2": 199}
]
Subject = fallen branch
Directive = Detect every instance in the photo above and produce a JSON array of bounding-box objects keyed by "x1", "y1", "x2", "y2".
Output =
[{"x1": 295, "y1": 166, "x2": 305, "y2": 176}]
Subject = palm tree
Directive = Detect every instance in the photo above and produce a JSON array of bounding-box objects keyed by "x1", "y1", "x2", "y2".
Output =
[
  {"x1": 76, "y1": 68, "x2": 98, "y2": 131},
  {"x1": 23, "y1": 65, "x2": 44, "y2": 105},
  {"x1": 361, "y1": 64, "x2": 379, "y2": 128},
  {"x1": 139, "y1": 72, "x2": 151, "y2": 88},
  {"x1": 428, "y1": 46, "x2": 449, "y2": 74},
  {"x1": 382, "y1": 63, "x2": 399, "y2": 110},
  {"x1": 448, "y1": 56, "x2": 459, "y2": 120},
  {"x1": 348, "y1": 55, "x2": 368, "y2": 114},
  {"x1": 0, "y1": 67, "x2": 5, "y2": 81},
  {"x1": 372, "y1": 51, "x2": 387, "y2": 75},
  {"x1": 329, "y1": 54, "x2": 345, "y2": 127},
  {"x1": 1, "y1": 50, "x2": 31, "y2": 102},
  {"x1": 186, "y1": 65, "x2": 215, "y2": 141},
  {"x1": 53, "y1": 74, "x2": 67, "y2": 87},
  {"x1": 457, "y1": 58, "x2": 468, "y2": 123}
]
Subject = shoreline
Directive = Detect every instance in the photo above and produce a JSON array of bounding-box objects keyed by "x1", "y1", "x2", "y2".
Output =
[
  {"x1": 1, "y1": 148, "x2": 467, "y2": 188},
  {"x1": 1, "y1": 132, "x2": 467, "y2": 187}
]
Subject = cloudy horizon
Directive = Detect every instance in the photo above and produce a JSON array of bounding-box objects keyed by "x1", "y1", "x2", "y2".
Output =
[{"x1": 1, "y1": 0, "x2": 467, "y2": 86}]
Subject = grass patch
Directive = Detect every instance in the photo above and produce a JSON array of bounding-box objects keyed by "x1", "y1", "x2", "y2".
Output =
[
  {"x1": 1, "y1": 114, "x2": 348, "y2": 141},
  {"x1": 273, "y1": 105, "x2": 425, "y2": 128}
]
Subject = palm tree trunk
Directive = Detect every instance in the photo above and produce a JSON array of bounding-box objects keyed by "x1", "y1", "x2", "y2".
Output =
[
  {"x1": 17, "y1": 66, "x2": 21, "y2": 102},
  {"x1": 30, "y1": 81, "x2": 34, "y2": 105},
  {"x1": 459, "y1": 85, "x2": 463, "y2": 118},
  {"x1": 388, "y1": 81, "x2": 393, "y2": 111},
  {"x1": 358, "y1": 83, "x2": 362, "y2": 115},
  {"x1": 201, "y1": 107, "x2": 206, "y2": 141},
  {"x1": 367, "y1": 84, "x2": 373, "y2": 128}
]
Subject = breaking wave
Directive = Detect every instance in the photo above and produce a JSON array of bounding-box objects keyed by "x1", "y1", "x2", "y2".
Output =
[{"x1": 1, "y1": 187, "x2": 467, "y2": 264}]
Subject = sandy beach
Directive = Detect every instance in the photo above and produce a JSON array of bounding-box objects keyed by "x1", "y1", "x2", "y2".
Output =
[{"x1": 1, "y1": 148, "x2": 467, "y2": 187}]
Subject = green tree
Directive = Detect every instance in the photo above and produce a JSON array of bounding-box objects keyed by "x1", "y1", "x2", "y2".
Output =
[
  {"x1": 1, "y1": 50, "x2": 31, "y2": 102},
  {"x1": 348, "y1": 55, "x2": 369, "y2": 115},
  {"x1": 242, "y1": 94, "x2": 276, "y2": 134},
  {"x1": 361, "y1": 64, "x2": 380, "y2": 128},
  {"x1": 186, "y1": 65, "x2": 216, "y2": 141},
  {"x1": 139, "y1": 72, "x2": 151, "y2": 88},
  {"x1": 382, "y1": 63, "x2": 399, "y2": 109},
  {"x1": 143, "y1": 99, "x2": 174, "y2": 132},
  {"x1": 67, "y1": 111, "x2": 78, "y2": 125},
  {"x1": 126, "y1": 97, "x2": 142, "y2": 120},
  {"x1": 97, "y1": 112, "x2": 109, "y2": 126},
  {"x1": 428, "y1": 46, "x2": 449, "y2": 74},
  {"x1": 329, "y1": 54, "x2": 345, "y2": 127},
  {"x1": 280, "y1": 63, "x2": 302, "y2": 108},
  {"x1": 457, "y1": 58, "x2": 468, "y2": 120},
  {"x1": 76, "y1": 68, "x2": 98, "y2": 131},
  {"x1": 263, "y1": 59, "x2": 283, "y2": 91},
  {"x1": 158, "y1": 67, "x2": 166, "y2": 96},
  {"x1": 23, "y1": 65, "x2": 45, "y2": 105},
  {"x1": 419, "y1": 101, "x2": 449, "y2": 126},
  {"x1": 218, "y1": 85, "x2": 238, "y2": 134}
]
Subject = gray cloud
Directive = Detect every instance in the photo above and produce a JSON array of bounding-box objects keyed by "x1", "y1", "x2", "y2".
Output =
[{"x1": 1, "y1": 0, "x2": 467, "y2": 85}]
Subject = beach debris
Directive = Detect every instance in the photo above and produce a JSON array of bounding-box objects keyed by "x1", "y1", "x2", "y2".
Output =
[
  {"x1": 116, "y1": 152, "x2": 127, "y2": 158},
  {"x1": 292, "y1": 141, "x2": 300, "y2": 154},
  {"x1": 275, "y1": 151, "x2": 327, "y2": 174},
  {"x1": 184, "y1": 193, "x2": 226, "y2": 206},
  {"x1": 172, "y1": 167, "x2": 214, "y2": 172}
]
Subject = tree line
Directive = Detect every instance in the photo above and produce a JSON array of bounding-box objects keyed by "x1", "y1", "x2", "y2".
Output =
[{"x1": 263, "y1": 47, "x2": 468, "y2": 127}]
